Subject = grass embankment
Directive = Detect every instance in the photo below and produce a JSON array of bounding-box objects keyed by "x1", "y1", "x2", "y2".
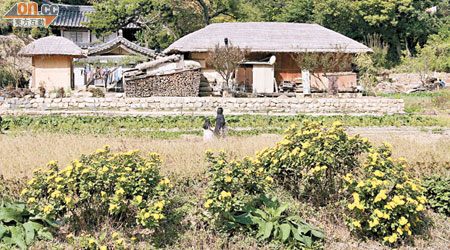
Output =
[
  {"x1": 1, "y1": 114, "x2": 449, "y2": 139},
  {"x1": 380, "y1": 88, "x2": 450, "y2": 114}
]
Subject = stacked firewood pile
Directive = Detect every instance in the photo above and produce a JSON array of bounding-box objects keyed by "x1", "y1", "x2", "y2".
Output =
[
  {"x1": 124, "y1": 55, "x2": 202, "y2": 97},
  {"x1": 125, "y1": 69, "x2": 201, "y2": 97}
]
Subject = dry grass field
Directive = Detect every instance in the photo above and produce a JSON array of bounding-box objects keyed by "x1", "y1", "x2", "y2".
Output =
[{"x1": 0, "y1": 128, "x2": 449, "y2": 180}]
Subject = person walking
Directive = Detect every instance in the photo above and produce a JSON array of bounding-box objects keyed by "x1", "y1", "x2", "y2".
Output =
[{"x1": 214, "y1": 107, "x2": 227, "y2": 137}]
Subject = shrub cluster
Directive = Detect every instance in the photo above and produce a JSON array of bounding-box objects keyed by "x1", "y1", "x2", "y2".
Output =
[
  {"x1": 204, "y1": 150, "x2": 272, "y2": 223},
  {"x1": 422, "y1": 176, "x2": 450, "y2": 215},
  {"x1": 257, "y1": 120, "x2": 370, "y2": 204},
  {"x1": 343, "y1": 144, "x2": 427, "y2": 245},
  {"x1": 21, "y1": 146, "x2": 172, "y2": 231}
]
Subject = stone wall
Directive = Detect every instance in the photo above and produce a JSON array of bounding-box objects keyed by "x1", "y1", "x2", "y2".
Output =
[{"x1": 0, "y1": 96, "x2": 404, "y2": 115}]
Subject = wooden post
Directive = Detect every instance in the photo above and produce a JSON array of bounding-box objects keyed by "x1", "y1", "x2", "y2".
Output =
[{"x1": 302, "y1": 69, "x2": 311, "y2": 94}]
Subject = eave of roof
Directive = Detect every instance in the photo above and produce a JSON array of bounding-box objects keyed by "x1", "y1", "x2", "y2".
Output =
[{"x1": 88, "y1": 36, "x2": 155, "y2": 57}]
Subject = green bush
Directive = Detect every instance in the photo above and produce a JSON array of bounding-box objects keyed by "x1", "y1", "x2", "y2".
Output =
[
  {"x1": 257, "y1": 120, "x2": 371, "y2": 205},
  {"x1": 343, "y1": 144, "x2": 428, "y2": 245},
  {"x1": 87, "y1": 88, "x2": 105, "y2": 97},
  {"x1": 203, "y1": 150, "x2": 272, "y2": 225},
  {"x1": 422, "y1": 176, "x2": 450, "y2": 215},
  {"x1": 0, "y1": 201, "x2": 56, "y2": 249},
  {"x1": 21, "y1": 146, "x2": 172, "y2": 231},
  {"x1": 234, "y1": 195, "x2": 324, "y2": 248}
]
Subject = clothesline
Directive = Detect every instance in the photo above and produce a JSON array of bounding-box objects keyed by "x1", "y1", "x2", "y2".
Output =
[{"x1": 85, "y1": 65, "x2": 123, "y2": 88}]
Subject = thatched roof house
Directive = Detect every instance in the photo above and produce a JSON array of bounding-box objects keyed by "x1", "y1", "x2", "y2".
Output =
[
  {"x1": 19, "y1": 36, "x2": 87, "y2": 90},
  {"x1": 164, "y1": 22, "x2": 371, "y2": 95},
  {"x1": 164, "y1": 22, "x2": 371, "y2": 54},
  {"x1": 19, "y1": 36, "x2": 86, "y2": 58}
]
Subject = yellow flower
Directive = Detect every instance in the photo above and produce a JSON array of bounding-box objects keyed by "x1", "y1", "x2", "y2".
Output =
[
  {"x1": 397, "y1": 227, "x2": 404, "y2": 235},
  {"x1": 204, "y1": 199, "x2": 213, "y2": 208},
  {"x1": 219, "y1": 191, "x2": 232, "y2": 200},
  {"x1": 383, "y1": 142, "x2": 393, "y2": 148},
  {"x1": 112, "y1": 232, "x2": 120, "y2": 239},
  {"x1": 116, "y1": 188, "x2": 125, "y2": 195},
  {"x1": 352, "y1": 220, "x2": 361, "y2": 228},
  {"x1": 332, "y1": 121, "x2": 342, "y2": 127},
  {"x1": 373, "y1": 170, "x2": 385, "y2": 177},
  {"x1": 43, "y1": 204, "x2": 53, "y2": 215},
  {"x1": 265, "y1": 176, "x2": 274, "y2": 183},
  {"x1": 396, "y1": 184, "x2": 404, "y2": 189},
  {"x1": 20, "y1": 188, "x2": 28, "y2": 196},
  {"x1": 417, "y1": 195, "x2": 427, "y2": 204},
  {"x1": 100, "y1": 246, "x2": 107, "y2": 250},
  {"x1": 374, "y1": 209, "x2": 383, "y2": 218},
  {"x1": 27, "y1": 197, "x2": 36, "y2": 203},
  {"x1": 66, "y1": 233, "x2": 74, "y2": 239},
  {"x1": 399, "y1": 216, "x2": 408, "y2": 226},
  {"x1": 369, "y1": 217, "x2": 379, "y2": 228},
  {"x1": 135, "y1": 195, "x2": 143, "y2": 204},
  {"x1": 416, "y1": 204, "x2": 424, "y2": 211},
  {"x1": 224, "y1": 176, "x2": 232, "y2": 183},
  {"x1": 388, "y1": 233, "x2": 398, "y2": 243},
  {"x1": 47, "y1": 160, "x2": 57, "y2": 166},
  {"x1": 88, "y1": 238, "x2": 96, "y2": 245},
  {"x1": 116, "y1": 238, "x2": 124, "y2": 244},
  {"x1": 64, "y1": 196, "x2": 72, "y2": 204},
  {"x1": 374, "y1": 189, "x2": 388, "y2": 203}
]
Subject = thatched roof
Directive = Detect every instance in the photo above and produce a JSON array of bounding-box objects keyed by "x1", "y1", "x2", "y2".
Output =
[
  {"x1": 18, "y1": 36, "x2": 87, "y2": 58},
  {"x1": 164, "y1": 22, "x2": 372, "y2": 54}
]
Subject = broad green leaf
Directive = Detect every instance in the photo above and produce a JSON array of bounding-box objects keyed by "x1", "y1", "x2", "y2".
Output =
[
  {"x1": 275, "y1": 202, "x2": 289, "y2": 217},
  {"x1": 303, "y1": 235, "x2": 313, "y2": 247},
  {"x1": 262, "y1": 221, "x2": 273, "y2": 240},
  {"x1": 0, "y1": 207, "x2": 24, "y2": 223},
  {"x1": 298, "y1": 224, "x2": 311, "y2": 234},
  {"x1": 233, "y1": 213, "x2": 254, "y2": 225},
  {"x1": 10, "y1": 226, "x2": 26, "y2": 250},
  {"x1": 254, "y1": 209, "x2": 268, "y2": 220},
  {"x1": 0, "y1": 224, "x2": 7, "y2": 238},
  {"x1": 311, "y1": 229, "x2": 325, "y2": 239},
  {"x1": 291, "y1": 226, "x2": 302, "y2": 241},
  {"x1": 280, "y1": 223, "x2": 291, "y2": 242},
  {"x1": 23, "y1": 222, "x2": 35, "y2": 245},
  {"x1": 37, "y1": 230, "x2": 53, "y2": 241}
]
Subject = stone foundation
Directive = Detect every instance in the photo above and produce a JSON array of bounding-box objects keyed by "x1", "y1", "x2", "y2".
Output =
[{"x1": 0, "y1": 96, "x2": 404, "y2": 115}]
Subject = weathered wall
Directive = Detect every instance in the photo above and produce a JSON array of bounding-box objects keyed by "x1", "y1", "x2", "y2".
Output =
[
  {"x1": 0, "y1": 96, "x2": 404, "y2": 115},
  {"x1": 32, "y1": 55, "x2": 72, "y2": 90},
  {"x1": 125, "y1": 69, "x2": 201, "y2": 97}
]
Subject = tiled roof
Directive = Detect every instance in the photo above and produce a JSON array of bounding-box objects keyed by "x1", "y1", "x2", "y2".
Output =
[
  {"x1": 44, "y1": 0, "x2": 138, "y2": 29},
  {"x1": 88, "y1": 36, "x2": 155, "y2": 57}
]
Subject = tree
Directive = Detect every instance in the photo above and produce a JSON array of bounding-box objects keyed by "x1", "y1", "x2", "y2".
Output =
[
  {"x1": 206, "y1": 41, "x2": 248, "y2": 93},
  {"x1": 291, "y1": 47, "x2": 354, "y2": 94},
  {"x1": 194, "y1": 0, "x2": 240, "y2": 25},
  {"x1": 0, "y1": 37, "x2": 29, "y2": 89},
  {"x1": 313, "y1": 0, "x2": 440, "y2": 63}
]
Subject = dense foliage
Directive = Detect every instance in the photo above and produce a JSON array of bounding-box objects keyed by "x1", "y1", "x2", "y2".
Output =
[
  {"x1": 22, "y1": 146, "x2": 172, "y2": 232},
  {"x1": 204, "y1": 150, "x2": 272, "y2": 225},
  {"x1": 0, "y1": 201, "x2": 55, "y2": 249},
  {"x1": 422, "y1": 176, "x2": 450, "y2": 215},
  {"x1": 234, "y1": 195, "x2": 324, "y2": 248},
  {"x1": 79, "y1": 0, "x2": 449, "y2": 65},
  {"x1": 344, "y1": 145, "x2": 427, "y2": 245},
  {"x1": 257, "y1": 121, "x2": 371, "y2": 205}
]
